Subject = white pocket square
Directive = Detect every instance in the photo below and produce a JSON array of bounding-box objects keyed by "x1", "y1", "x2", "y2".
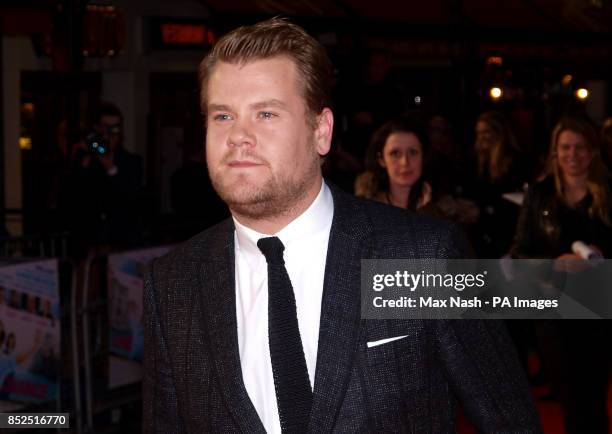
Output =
[{"x1": 366, "y1": 335, "x2": 408, "y2": 348}]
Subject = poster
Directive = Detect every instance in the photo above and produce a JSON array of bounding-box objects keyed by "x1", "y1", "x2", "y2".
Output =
[
  {"x1": 0, "y1": 260, "x2": 60, "y2": 403},
  {"x1": 107, "y1": 246, "x2": 172, "y2": 381}
]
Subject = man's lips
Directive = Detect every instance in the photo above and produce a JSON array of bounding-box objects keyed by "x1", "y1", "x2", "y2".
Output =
[{"x1": 227, "y1": 160, "x2": 264, "y2": 168}]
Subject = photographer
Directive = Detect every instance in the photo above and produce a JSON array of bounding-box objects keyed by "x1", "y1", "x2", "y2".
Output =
[{"x1": 67, "y1": 103, "x2": 143, "y2": 257}]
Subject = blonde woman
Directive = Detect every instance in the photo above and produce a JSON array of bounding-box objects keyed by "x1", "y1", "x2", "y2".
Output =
[
  {"x1": 512, "y1": 116, "x2": 612, "y2": 434},
  {"x1": 513, "y1": 116, "x2": 611, "y2": 259},
  {"x1": 474, "y1": 111, "x2": 522, "y2": 185},
  {"x1": 466, "y1": 111, "x2": 525, "y2": 257}
]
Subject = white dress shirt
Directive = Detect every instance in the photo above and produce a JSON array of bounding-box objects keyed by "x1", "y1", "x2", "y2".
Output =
[{"x1": 234, "y1": 181, "x2": 333, "y2": 434}]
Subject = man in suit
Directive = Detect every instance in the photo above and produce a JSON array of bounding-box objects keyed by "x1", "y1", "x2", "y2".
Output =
[{"x1": 143, "y1": 18, "x2": 541, "y2": 433}]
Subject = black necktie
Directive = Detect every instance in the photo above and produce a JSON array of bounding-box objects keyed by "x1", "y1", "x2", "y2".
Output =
[{"x1": 257, "y1": 237, "x2": 312, "y2": 433}]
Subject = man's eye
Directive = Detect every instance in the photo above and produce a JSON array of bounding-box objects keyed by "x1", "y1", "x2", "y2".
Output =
[
  {"x1": 258, "y1": 111, "x2": 277, "y2": 120},
  {"x1": 213, "y1": 113, "x2": 231, "y2": 121}
]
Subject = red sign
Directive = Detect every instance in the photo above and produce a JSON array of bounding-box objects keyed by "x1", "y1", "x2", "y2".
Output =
[{"x1": 161, "y1": 24, "x2": 215, "y2": 46}]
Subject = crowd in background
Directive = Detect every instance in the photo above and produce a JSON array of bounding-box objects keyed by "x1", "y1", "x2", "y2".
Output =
[
  {"x1": 339, "y1": 107, "x2": 612, "y2": 434},
  {"x1": 2, "y1": 49, "x2": 612, "y2": 434},
  {"x1": 9, "y1": 49, "x2": 612, "y2": 266}
]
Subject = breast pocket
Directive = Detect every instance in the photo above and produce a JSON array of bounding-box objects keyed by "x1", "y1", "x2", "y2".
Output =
[
  {"x1": 357, "y1": 330, "x2": 420, "y2": 432},
  {"x1": 363, "y1": 332, "x2": 415, "y2": 369}
]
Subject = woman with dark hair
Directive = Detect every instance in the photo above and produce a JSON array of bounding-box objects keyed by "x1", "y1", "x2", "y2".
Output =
[
  {"x1": 355, "y1": 116, "x2": 480, "y2": 227},
  {"x1": 355, "y1": 116, "x2": 432, "y2": 210},
  {"x1": 512, "y1": 116, "x2": 612, "y2": 434}
]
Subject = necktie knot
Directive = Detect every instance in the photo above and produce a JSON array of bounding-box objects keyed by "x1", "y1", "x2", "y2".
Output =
[{"x1": 257, "y1": 237, "x2": 285, "y2": 265}]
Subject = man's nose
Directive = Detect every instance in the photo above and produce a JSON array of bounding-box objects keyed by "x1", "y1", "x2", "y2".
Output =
[{"x1": 227, "y1": 118, "x2": 255, "y2": 148}]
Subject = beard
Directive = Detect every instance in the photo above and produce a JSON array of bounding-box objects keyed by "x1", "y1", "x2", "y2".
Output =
[{"x1": 208, "y1": 148, "x2": 321, "y2": 221}]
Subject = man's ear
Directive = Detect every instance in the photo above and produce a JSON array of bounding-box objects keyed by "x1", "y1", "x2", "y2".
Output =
[{"x1": 313, "y1": 108, "x2": 333, "y2": 157}]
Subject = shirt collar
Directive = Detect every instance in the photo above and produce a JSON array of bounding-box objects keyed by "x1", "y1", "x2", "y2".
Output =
[{"x1": 233, "y1": 181, "x2": 333, "y2": 260}]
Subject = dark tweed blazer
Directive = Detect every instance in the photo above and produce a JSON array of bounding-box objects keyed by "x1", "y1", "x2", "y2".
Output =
[{"x1": 143, "y1": 184, "x2": 542, "y2": 433}]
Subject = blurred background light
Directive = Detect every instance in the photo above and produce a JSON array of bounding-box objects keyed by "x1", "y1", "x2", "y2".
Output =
[
  {"x1": 575, "y1": 88, "x2": 589, "y2": 100},
  {"x1": 489, "y1": 87, "x2": 503, "y2": 100}
]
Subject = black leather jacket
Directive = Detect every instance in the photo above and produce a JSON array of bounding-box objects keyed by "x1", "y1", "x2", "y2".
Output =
[{"x1": 511, "y1": 176, "x2": 612, "y2": 258}]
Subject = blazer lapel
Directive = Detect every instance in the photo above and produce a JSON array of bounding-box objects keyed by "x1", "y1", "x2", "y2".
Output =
[
  {"x1": 199, "y1": 220, "x2": 266, "y2": 433},
  {"x1": 309, "y1": 186, "x2": 374, "y2": 432}
]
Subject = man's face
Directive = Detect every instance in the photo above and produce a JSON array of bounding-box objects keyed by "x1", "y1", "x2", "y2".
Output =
[
  {"x1": 205, "y1": 57, "x2": 331, "y2": 220},
  {"x1": 97, "y1": 115, "x2": 122, "y2": 151}
]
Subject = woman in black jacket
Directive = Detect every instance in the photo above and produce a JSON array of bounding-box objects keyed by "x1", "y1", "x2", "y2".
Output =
[
  {"x1": 513, "y1": 117, "x2": 612, "y2": 259},
  {"x1": 512, "y1": 116, "x2": 612, "y2": 434}
]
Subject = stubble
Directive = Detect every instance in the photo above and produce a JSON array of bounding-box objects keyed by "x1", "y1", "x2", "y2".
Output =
[{"x1": 209, "y1": 144, "x2": 320, "y2": 221}]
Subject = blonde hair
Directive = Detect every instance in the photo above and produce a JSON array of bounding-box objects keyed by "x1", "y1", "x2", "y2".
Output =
[
  {"x1": 198, "y1": 17, "x2": 333, "y2": 122},
  {"x1": 476, "y1": 111, "x2": 520, "y2": 182},
  {"x1": 546, "y1": 116, "x2": 611, "y2": 226}
]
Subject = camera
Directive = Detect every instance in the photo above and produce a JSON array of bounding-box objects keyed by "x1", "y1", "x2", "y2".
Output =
[{"x1": 85, "y1": 131, "x2": 110, "y2": 156}]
